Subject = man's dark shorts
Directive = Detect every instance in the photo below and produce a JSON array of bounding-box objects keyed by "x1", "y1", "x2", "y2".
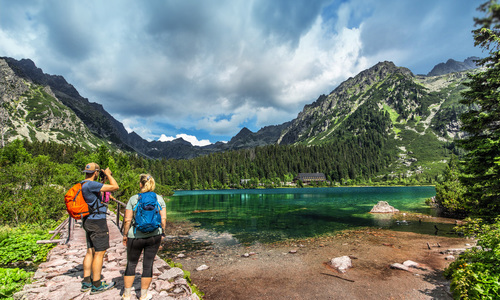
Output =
[{"x1": 83, "y1": 218, "x2": 109, "y2": 251}]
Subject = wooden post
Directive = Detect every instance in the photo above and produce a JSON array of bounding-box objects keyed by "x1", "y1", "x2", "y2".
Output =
[
  {"x1": 110, "y1": 198, "x2": 127, "y2": 234},
  {"x1": 37, "y1": 239, "x2": 66, "y2": 244},
  {"x1": 116, "y1": 203, "x2": 121, "y2": 229},
  {"x1": 66, "y1": 217, "x2": 71, "y2": 243}
]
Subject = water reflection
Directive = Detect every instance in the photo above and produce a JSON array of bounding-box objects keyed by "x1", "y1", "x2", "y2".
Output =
[{"x1": 372, "y1": 214, "x2": 392, "y2": 227}]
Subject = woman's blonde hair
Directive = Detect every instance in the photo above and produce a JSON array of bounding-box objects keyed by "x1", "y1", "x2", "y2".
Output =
[{"x1": 140, "y1": 174, "x2": 155, "y2": 193}]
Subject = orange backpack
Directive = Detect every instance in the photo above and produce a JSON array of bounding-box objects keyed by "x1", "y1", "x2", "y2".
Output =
[{"x1": 65, "y1": 181, "x2": 90, "y2": 219}]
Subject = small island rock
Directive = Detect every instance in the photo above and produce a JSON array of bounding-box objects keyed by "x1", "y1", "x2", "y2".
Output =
[{"x1": 370, "y1": 201, "x2": 399, "y2": 213}]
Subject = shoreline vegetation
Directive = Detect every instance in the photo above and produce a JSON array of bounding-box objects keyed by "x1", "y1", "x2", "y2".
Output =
[{"x1": 171, "y1": 183, "x2": 437, "y2": 192}]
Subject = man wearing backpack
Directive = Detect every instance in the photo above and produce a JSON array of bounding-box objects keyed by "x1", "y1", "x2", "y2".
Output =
[{"x1": 80, "y1": 162, "x2": 119, "y2": 294}]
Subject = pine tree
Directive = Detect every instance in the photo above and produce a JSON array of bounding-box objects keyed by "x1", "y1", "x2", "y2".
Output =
[{"x1": 458, "y1": 0, "x2": 500, "y2": 216}]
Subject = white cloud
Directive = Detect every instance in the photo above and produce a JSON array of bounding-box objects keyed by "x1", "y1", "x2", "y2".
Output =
[
  {"x1": 275, "y1": 17, "x2": 369, "y2": 107},
  {"x1": 196, "y1": 102, "x2": 258, "y2": 136},
  {"x1": 0, "y1": 29, "x2": 37, "y2": 59},
  {"x1": 158, "y1": 133, "x2": 212, "y2": 147},
  {"x1": 254, "y1": 106, "x2": 295, "y2": 128},
  {"x1": 120, "y1": 117, "x2": 156, "y2": 142}
]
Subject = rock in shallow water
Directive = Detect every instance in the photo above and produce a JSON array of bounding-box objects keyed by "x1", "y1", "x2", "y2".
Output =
[
  {"x1": 370, "y1": 201, "x2": 399, "y2": 213},
  {"x1": 196, "y1": 264, "x2": 209, "y2": 271}
]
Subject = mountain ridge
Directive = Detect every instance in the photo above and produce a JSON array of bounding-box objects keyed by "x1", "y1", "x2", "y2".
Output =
[
  {"x1": 427, "y1": 56, "x2": 480, "y2": 76},
  {"x1": 0, "y1": 56, "x2": 479, "y2": 173}
]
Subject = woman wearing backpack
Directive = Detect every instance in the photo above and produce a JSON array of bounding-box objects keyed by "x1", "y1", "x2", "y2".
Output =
[{"x1": 122, "y1": 174, "x2": 167, "y2": 300}]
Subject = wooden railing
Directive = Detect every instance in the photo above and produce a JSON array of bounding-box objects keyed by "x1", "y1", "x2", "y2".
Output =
[
  {"x1": 37, "y1": 198, "x2": 127, "y2": 245},
  {"x1": 36, "y1": 217, "x2": 72, "y2": 244},
  {"x1": 109, "y1": 198, "x2": 127, "y2": 231}
]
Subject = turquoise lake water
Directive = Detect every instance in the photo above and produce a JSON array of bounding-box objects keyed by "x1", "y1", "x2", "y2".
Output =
[{"x1": 166, "y1": 186, "x2": 454, "y2": 245}]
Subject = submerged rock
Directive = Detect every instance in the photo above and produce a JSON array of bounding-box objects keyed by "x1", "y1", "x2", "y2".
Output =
[
  {"x1": 196, "y1": 264, "x2": 209, "y2": 271},
  {"x1": 370, "y1": 201, "x2": 399, "y2": 213}
]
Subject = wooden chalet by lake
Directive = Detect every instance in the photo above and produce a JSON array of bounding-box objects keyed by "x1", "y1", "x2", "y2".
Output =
[{"x1": 293, "y1": 173, "x2": 326, "y2": 184}]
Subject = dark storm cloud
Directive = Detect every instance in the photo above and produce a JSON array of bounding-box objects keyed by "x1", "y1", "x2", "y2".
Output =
[
  {"x1": 251, "y1": 0, "x2": 330, "y2": 46},
  {"x1": 40, "y1": 3, "x2": 94, "y2": 60},
  {"x1": 358, "y1": 0, "x2": 483, "y2": 73},
  {"x1": 142, "y1": 1, "x2": 217, "y2": 60}
]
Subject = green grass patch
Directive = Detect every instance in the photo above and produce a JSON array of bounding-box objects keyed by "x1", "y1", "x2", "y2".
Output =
[
  {"x1": 0, "y1": 268, "x2": 33, "y2": 299},
  {"x1": 382, "y1": 104, "x2": 399, "y2": 123}
]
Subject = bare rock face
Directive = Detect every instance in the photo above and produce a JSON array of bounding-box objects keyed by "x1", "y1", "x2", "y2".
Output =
[
  {"x1": 0, "y1": 58, "x2": 97, "y2": 147},
  {"x1": 370, "y1": 201, "x2": 399, "y2": 213}
]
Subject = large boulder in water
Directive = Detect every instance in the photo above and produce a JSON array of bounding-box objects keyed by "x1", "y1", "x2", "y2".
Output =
[{"x1": 370, "y1": 201, "x2": 399, "y2": 213}]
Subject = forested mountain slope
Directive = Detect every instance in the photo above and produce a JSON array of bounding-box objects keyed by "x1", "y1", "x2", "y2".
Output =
[{"x1": 278, "y1": 61, "x2": 474, "y2": 178}]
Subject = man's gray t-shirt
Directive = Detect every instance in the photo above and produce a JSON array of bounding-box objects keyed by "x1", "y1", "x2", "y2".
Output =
[{"x1": 81, "y1": 180, "x2": 106, "y2": 220}]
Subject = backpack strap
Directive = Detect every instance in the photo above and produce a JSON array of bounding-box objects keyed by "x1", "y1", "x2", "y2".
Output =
[
  {"x1": 81, "y1": 180, "x2": 106, "y2": 217},
  {"x1": 132, "y1": 193, "x2": 142, "y2": 235}
]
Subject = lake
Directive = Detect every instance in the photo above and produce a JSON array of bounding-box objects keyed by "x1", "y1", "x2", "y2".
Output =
[{"x1": 165, "y1": 186, "x2": 454, "y2": 247}]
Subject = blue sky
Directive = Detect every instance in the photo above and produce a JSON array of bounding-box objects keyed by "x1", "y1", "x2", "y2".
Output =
[{"x1": 0, "y1": 0, "x2": 485, "y2": 146}]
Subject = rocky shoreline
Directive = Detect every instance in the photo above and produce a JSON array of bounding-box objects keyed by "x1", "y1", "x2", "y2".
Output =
[{"x1": 159, "y1": 212, "x2": 474, "y2": 300}]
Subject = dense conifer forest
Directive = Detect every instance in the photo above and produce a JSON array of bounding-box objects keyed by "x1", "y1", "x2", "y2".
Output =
[{"x1": 19, "y1": 134, "x2": 441, "y2": 194}]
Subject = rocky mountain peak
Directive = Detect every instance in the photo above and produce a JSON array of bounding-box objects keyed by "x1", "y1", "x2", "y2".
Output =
[
  {"x1": 3, "y1": 57, "x2": 83, "y2": 100},
  {"x1": 231, "y1": 127, "x2": 253, "y2": 140},
  {"x1": 336, "y1": 61, "x2": 411, "y2": 91},
  {"x1": 427, "y1": 56, "x2": 480, "y2": 76},
  {"x1": 278, "y1": 61, "x2": 414, "y2": 144}
]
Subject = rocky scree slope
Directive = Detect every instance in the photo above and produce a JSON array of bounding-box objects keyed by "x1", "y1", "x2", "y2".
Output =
[{"x1": 0, "y1": 58, "x2": 100, "y2": 148}]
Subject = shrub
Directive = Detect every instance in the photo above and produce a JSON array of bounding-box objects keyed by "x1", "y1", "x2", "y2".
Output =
[
  {"x1": 0, "y1": 222, "x2": 57, "y2": 265},
  {"x1": 444, "y1": 217, "x2": 500, "y2": 299}
]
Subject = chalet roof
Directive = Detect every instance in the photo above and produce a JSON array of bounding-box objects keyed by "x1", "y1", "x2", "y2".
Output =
[
  {"x1": 297, "y1": 173, "x2": 326, "y2": 177},
  {"x1": 294, "y1": 173, "x2": 326, "y2": 181}
]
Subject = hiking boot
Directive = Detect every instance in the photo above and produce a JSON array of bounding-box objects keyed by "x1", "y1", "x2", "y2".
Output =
[
  {"x1": 81, "y1": 281, "x2": 92, "y2": 292},
  {"x1": 139, "y1": 293, "x2": 153, "y2": 300},
  {"x1": 90, "y1": 281, "x2": 116, "y2": 294}
]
